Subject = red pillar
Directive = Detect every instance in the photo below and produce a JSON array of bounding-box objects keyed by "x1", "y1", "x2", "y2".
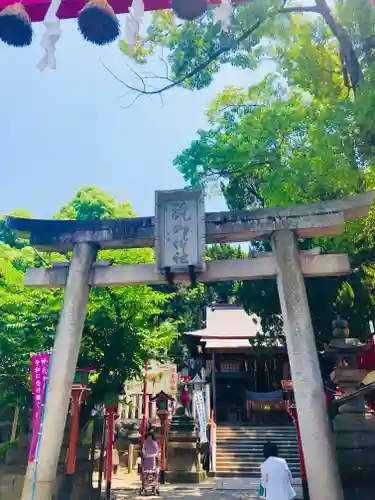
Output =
[
  {"x1": 141, "y1": 361, "x2": 149, "y2": 443},
  {"x1": 105, "y1": 407, "x2": 114, "y2": 500},
  {"x1": 291, "y1": 408, "x2": 307, "y2": 482},
  {"x1": 66, "y1": 392, "x2": 81, "y2": 475},
  {"x1": 159, "y1": 413, "x2": 167, "y2": 484}
]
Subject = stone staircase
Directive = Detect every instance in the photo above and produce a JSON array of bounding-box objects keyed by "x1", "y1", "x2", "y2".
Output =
[{"x1": 215, "y1": 425, "x2": 301, "y2": 478}]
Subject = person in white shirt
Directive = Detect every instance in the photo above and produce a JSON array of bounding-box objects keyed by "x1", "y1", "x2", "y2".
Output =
[{"x1": 260, "y1": 442, "x2": 296, "y2": 500}]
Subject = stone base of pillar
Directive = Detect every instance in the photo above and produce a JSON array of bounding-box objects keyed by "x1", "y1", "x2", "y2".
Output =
[
  {"x1": 3, "y1": 462, "x2": 97, "y2": 500},
  {"x1": 340, "y1": 472, "x2": 375, "y2": 500},
  {"x1": 164, "y1": 470, "x2": 207, "y2": 484}
]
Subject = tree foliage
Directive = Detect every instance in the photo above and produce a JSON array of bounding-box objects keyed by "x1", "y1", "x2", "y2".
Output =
[
  {"x1": 122, "y1": 0, "x2": 375, "y2": 342},
  {"x1": 0, "y1": 187, "x2": 178, "y2": 409}
]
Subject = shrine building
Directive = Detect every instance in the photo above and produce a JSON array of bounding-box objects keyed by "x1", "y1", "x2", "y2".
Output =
[{"x1": 185, "y1": 303, "x2": 291, "y2": 425}]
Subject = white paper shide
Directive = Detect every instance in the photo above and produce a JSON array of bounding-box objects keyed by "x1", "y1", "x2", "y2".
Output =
[
  {"x1": 124, "y1": 0, "x2": 145, "y2": 53},
  {"x1": 212, "y1": 0, "x2": 233, "y2": 32},
  {"x1": 37, "y1": 0, "x2": 62, "y2": 71}
]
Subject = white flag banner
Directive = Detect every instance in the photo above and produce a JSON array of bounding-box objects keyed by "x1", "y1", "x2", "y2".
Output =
[{"x1": 195, "y1": 391, "x2": 207, "y2": 443}]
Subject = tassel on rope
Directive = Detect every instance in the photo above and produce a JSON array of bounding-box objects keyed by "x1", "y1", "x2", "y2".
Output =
[
  {"x1": 37, "y1": 0, "x2": 62, "y2": 71},
  {"x1": 172, "y1": 0, "x2": 207, "y2": 21},
  {"x1": 124, "y1": 0, "x2": 144, "y2": 53},
  {"x1": 212, "y1": 0, "x2": 233, "y2": 32},
  {"x1": 78, "y1": 0, "x2": 120, "y2": 46},
  {"x1": 0, "y1": 3, "x2": 33, "y2": 47}
]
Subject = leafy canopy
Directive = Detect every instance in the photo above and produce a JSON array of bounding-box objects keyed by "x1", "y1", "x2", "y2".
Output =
[{"x1": 0, "y1": 186, "x2": 178, "y2": 409}]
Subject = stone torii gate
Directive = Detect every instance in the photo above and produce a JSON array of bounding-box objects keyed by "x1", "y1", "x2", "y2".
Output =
[{"x1": 7, "y1": 189, "x2": 374, "y2": 500}]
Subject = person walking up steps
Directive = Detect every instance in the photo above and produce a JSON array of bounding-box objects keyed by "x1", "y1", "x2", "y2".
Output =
[{"x1": 260, "y1": 442, "x2": 296, "y2": 500}]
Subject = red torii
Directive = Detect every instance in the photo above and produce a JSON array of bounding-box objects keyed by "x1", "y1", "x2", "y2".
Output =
[{"x1": 0, "y1": 0, "x2": 249, "y2": 23}]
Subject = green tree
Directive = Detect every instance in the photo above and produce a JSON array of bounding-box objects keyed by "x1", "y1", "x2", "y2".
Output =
[
  {"x1": 0, "y1": 187, "x2": 178, "y2": 412},
  {"x1": 0, "y1": 241, "x2": 59, "y2": 409},
  {"x1": 147, "y1": 0, "x2": 375, "y2": 342}
]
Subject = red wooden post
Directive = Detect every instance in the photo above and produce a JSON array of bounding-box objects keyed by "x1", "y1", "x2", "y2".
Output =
[
  {"x1": 61, "y1": 367, "x2": 94, "y2": 499},
  {"x1": 141, "y1": 361, "x2": 149, "y2": 444},
  {"x1": 150, "y1": 390, "x2": 174, "y2": 484},
  {"x1": 159, "y1": 412, "x2": 167, "y2": 482},
  {"x1": 104, "y1": 393, "x2": 118, "y2": 500},
  {"x1": 289, "y1": 406, "x2": 307, "y2": 482},
  {"x1": 106, "y1": 407, "x2": 114, "y2": 499},
  {"x1": 66, "y1": 392, "x2": 80, "y2": 475},
  {"x1": 282, "y1": 380, "x2": 308, "y2": 498}
]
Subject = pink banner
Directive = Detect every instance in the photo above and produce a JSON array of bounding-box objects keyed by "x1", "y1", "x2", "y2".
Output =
[{"x1": 29, "y1": 352, "x2": 50, "y2": 463}]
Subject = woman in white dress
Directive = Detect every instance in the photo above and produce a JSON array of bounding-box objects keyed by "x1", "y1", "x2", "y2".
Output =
[{"x1": 260, "y1": 442, "x2": 296, "y2": 500}]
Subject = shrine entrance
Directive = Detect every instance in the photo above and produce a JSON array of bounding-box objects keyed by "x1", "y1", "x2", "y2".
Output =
[
  {"x1": 7, "y1": 189, "x2": 374, "y2": 500},
  {"x1": 216, "y1": 378, "x2": 247, "y2": 424}
]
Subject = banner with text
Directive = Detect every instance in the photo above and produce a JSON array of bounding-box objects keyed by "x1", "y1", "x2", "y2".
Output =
[
  {"x1": 29, "y1": 352, "x2": 50, "y2": 463},
  {"x1": 195, "y1": 391, "x2": 207, "y2": 443}
]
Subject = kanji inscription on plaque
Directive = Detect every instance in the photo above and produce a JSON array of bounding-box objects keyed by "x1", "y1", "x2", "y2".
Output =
[{"x1": 155, "y1": 190, "x2": 205, "y2": 273}]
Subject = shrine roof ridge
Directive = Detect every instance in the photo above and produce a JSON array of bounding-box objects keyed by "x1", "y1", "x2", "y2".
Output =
[{"x1": 6, "y1": 191, "x2": 374, "y2": 252}]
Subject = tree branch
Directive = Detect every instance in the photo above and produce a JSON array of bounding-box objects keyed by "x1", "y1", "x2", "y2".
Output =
[
  {"x1": 103, "y1": 4, "x2": 319, "y2": 100},
  {"x1": 314, "y1": 0, "x2": 363, "y2": 93}
]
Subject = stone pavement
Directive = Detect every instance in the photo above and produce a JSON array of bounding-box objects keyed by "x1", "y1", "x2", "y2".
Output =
[{"x1": 107, "y1": 473, "x2": 303, "y2": 499}]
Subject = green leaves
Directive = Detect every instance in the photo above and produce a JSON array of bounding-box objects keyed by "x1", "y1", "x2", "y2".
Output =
[{"x1": 0, "y1": 186, "x2": 178, "y2": 408}]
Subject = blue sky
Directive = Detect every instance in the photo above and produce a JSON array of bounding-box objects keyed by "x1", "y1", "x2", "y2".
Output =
[{"x1": 0, "y1": 15, "x2": 270, "y2": 219}]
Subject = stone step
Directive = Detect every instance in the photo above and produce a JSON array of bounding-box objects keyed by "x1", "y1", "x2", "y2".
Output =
[
  {"x1": 216, "y1": 430, "x2": 297, "y2": 434},
  {"x1": 216, "y1": 427, "x2": 296, "y2": 434},
  {"x1": 214, "y1": 471, "x2": 300, "y2": 479},
  {"x1": 217, "y1": 438, "x2": 297, "y2": 442},
  {"x1": 217, "y1": 450, "x2": 299, "y2": 456},
  {"x1": 216, "y1": 435, "x2": 298, "y2": 439},
  {"x1": 215, "y1": 425, "x2": 301, "y2": 479},
  {"x1": 217, "y1": 426, "x2": 295, "y2": 429},
  {"x1": 216, "y1": 427, "x2": 296, "y2": 433},
  {"x1": 216, "y1": 433, "x2": 298, "y2": 439},
  {"x1": 216, "y1": 439, "x2": 298, "y2": 450},
  {"x1": 215, "y1": 464, "x2": 300, "y2": 472},
  {"x1": 216, "y1": 459, "x2": 301, "y2": 467},
  {"x1": 216, "y1": 454, "x2": 301, "y2": 461},
  {"x1": 216, "y1": 450, "x2": 300, "y2": 456}
]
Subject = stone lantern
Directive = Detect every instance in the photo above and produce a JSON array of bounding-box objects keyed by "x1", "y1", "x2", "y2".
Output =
[{"x1": 325, "y1": 316, "x2": 375, "y2": 498}]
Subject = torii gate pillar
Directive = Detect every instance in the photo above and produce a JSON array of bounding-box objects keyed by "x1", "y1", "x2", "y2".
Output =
[
  {"x1": 21, "y1": 243, "x2": 97, "y2": 500},
  {"x1": 272, "y1": 230, "x2": 343, "y2": 500}
]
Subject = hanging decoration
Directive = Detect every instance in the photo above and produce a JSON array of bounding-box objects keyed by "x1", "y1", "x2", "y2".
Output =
[
  {"x1": 0, "y1": 3, "x2": 33, "y2": 47},
  {"x1": 0, "y1": 0, "x2": 253, "y2": 24},
  {"x1": 37, "y1": 0, "x2": 62, "y2": 71},
  {"x1": 212, "y1": 0, "x2": 232, "y2": 32},
  {"x1": 172, "y1": 0, "x2": 208, "y2": 21},
  {"x1": 124, "y1": 0, "x2": 144, "y2": 53},
  {"x1": 78, "y1": 0, "x2": 120, "y2": 46}
]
